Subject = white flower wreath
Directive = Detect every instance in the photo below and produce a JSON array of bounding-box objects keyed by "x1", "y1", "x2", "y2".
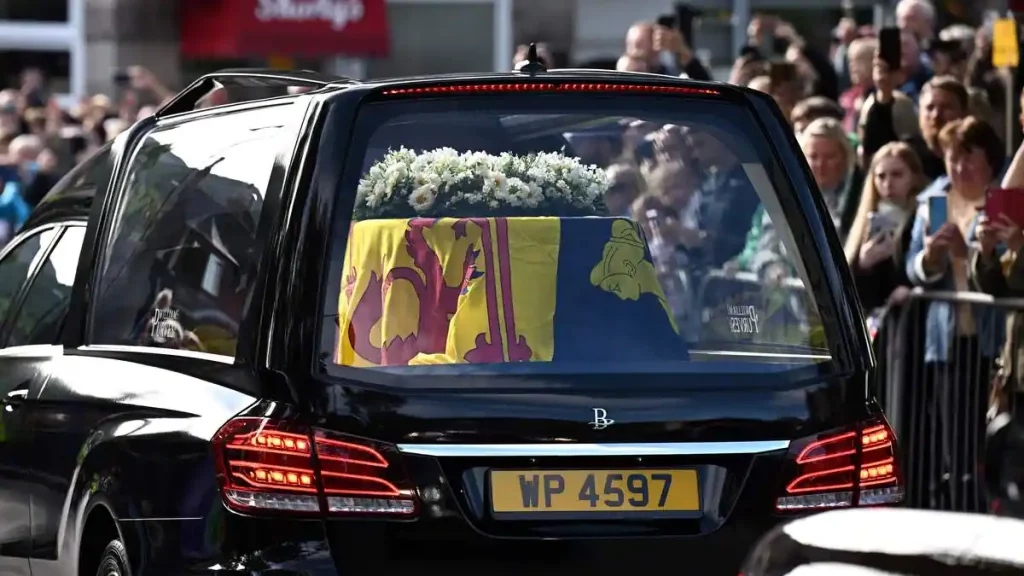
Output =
[{"x1": 354, "y1": 147, "x2": 609, "y2": 219}]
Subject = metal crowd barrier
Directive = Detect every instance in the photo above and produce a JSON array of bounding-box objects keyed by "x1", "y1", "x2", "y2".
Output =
[
  {"x1": 691, "y1": 269, "x2": 809, "y2": 339},
  {"x1": 690, "y1": 273, "x2": 1015, "y2": 514},
  {"x1": 697, "y1": 269, "x2": 806, "y2": 292},
  {"x1": 693, "y1": 269, "x2": 806, "y2": 322},
  {"x1": 876, "y1": 289, "x2": 1022, "y2": 514}
]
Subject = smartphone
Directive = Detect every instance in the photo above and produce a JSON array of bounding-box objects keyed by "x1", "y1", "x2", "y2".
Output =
[
  {"x1": 760, "y1": 27, "x2": 775, "y2": 57},
  {"x1": 635, "y1": 138, "x2": 655, "y2": 162},
  {"x1": 985, "y1": 188, "x2": 1024, "y2": 228},
  {"x1": 841, "y1": 0, "x2": 855, "y2": 19},
  {"x1": 112, "y1": 70, "x2": 131, "y2": 87},
  {"x1": 656, "y1": 14, "x2": 676, "y2": 29},
  {"x1": 739, "y1": 45, "x2": 763, "y2": 60},
  {"x1": 879, "y1": 27, "x2": 902, "y2": 70},
  {"x1": 673, "y1": 2, "x2": 700, "y2": 46},
  {"x1": 868, "y1": 212, "x2": 886, "y2": 239},
  {"x1": 768, "y1": 61, "x2": 798, "y2": 87},
  {"x1": 928, "y1": 195, "x2": 947, "y2": 236}
]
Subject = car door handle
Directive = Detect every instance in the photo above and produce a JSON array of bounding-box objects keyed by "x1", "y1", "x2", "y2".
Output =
[{"x1": 3, "y1": 383, "x2": 30, "y2": 411}]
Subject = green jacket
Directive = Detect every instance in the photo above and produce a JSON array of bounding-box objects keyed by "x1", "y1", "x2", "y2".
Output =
[{"x1": 735, "y1": 204, "x2": 766, "y2": 272}]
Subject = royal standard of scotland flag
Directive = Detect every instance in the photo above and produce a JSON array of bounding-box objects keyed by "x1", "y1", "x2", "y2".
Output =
[{"x1": 336, "y1": 217, "x2": 687, "y2": 367}]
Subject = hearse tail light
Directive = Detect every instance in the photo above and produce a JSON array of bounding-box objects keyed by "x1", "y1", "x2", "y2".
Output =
[
  {"x1": 775, "y1": 419, "x2": 903, "y2": 512},
  {"x1": 380, "y1": 83, "x2": 721, "y2": 96},
  {"x1": 212, "y1": 417, "x2": 418, "y2": 516},
  {"x1": 314, "y1": 430, "x2": 418, "y2": 515}
]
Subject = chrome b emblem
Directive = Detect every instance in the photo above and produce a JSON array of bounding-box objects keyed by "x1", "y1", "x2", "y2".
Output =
[{"x1": 590, "y1": 408, "x2": 615, "y2": 430}]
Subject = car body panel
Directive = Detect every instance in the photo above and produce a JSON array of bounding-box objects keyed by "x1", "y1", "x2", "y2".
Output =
[
  {"x1": 0, "y1": 348, "x2": 40, "y2": 576},
  {"x1": 22, "y1": 352, "x2": 258, "y2": 576},
  {"x1": 309, "y1": 373, "x2": 861, "y2": 444},
  {"x1": 0, "y1": 97, "x2": 313, "y2": 575},
  {"x1": 0, "y1": 147, "x2": 113, "y2": 576},
  {"x1": 0, "y1": 70, "x2": 877, "y2": 576},
  {"x1": 0, "y1": 224, "x2": 72, "y2": 576}
]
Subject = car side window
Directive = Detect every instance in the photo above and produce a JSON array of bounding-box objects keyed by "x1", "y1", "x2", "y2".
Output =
[
  {"x1": 0, "y1": 228, "x2": 61, "y2": 338},
  {"x1": 89, "y1": 105, "x2": 294, "y2": 358},
  {"x1": 33, "y1": 146, "x2": 114, "y2": 211},
  {"x1": 6, "y1": 226, "x2": 86, "y2": 347},
  {"x1": 73, "y1": 147, "x2": 114, "y2": 189}
]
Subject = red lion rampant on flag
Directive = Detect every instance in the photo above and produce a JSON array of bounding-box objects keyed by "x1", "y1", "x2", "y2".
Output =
[{"x1": 345, "y1": 218, "x2": 532, "y2": 365}]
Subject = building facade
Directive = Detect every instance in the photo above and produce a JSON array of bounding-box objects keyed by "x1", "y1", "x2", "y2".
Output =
[
  {"x1": 0, "y1": 0, "x2": 1012, "y2": 101},
  {"x1": 0, "y1": 0, "x2": 517, "y2": 99}
]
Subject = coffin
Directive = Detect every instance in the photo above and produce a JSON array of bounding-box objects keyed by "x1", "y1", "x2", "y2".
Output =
[{"x1": 334, "y1": 216, "x2": 687, "y2": 367}]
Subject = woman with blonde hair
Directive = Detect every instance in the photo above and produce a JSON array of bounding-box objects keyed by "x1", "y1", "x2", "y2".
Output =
[
  {"x1": 798, "y1": 116, "x2": 862, "y2": 240},
  {"x1": 750, "y1": 117, "x2": 863, "y2": 283},
  {"x1": 844, "y1": 141, "x2": 926, "y2": 310}
]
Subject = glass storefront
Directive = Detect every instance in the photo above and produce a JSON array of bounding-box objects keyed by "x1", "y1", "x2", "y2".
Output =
[
  {"x1": 0, "y1": 0, "x2": 67, "y2": 22},
  {"x1": 0, "y1": 49, "x2": 70, "y2": 93},
  {"x1": 0, "y1": 0, "x2": 78, "y2": 98},
  {"x1": 0, "y1": 0, "x2": 510, "y2": 98},
  {"x1": 366, "y1": 2, "x2": 495, "y2": 78}
]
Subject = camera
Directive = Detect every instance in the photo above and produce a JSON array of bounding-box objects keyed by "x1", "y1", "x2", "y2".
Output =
[{"x1": 656, "y1": 2, "x2": 703, "y2": 43}]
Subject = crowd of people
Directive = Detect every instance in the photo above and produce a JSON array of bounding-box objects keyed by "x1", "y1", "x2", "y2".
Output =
[{"x1": 0, "y1": 66, "x2": 175, "y2": 245}]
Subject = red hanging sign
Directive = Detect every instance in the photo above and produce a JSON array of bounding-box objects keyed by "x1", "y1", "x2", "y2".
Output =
[{"x1": 180, "y1": 0, "x2": 390, "y2": 59}]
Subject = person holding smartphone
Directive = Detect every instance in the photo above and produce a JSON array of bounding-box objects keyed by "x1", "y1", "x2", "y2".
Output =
[
  {"x1": 906, "y1": 116, "x2": 1005, "y2": 510},
  {"x1": 844, "y1": 142, "x2": 926, "y2": 311},
  {"x1": 974, "y1": 139, "x2": 1024, "y2": 424}
]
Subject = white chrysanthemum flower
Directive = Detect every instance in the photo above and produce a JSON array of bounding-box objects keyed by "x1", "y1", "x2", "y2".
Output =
[
  {"x1": 356, "y1": 177, "x2": 373, "y2": 197},
  {"x1": 358, "y1": 147, "x2": 606, "y2": 216},
  {"x1": 486, "y1": 171, "x2": 508, "y2": 194},
  {"x1": 412, "y1": 171, "x2": 441, "y2": 188},
  {"x1": 365, "y1": 180, "x2": 387, "y2": 208},
  {"x1": 507, "y1": 178, "x2": 538, "y2": 208},
  {"x1": 385, "y1": 162, "x2": 408, "y2": 181},
  {"x1": 408, "y1": 184, "x2": 437, "y2": 212}
]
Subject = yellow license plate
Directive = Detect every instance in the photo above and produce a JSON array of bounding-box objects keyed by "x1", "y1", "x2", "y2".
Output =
[{"x1": 490, "y1": 469, "x2": 699, "y2": 513}]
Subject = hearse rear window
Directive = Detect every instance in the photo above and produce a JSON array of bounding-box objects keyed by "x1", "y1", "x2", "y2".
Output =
[{"x1": 321, "y1": 95, "x2": 831, "y2": 375}]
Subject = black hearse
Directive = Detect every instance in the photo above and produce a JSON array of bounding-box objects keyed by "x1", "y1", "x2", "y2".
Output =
[{"x1": 0, "y1": 56, "x2": 892, "y2": 576}]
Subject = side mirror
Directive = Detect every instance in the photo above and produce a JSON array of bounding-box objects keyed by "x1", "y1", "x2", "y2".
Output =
[{"x1": 985, "y1": 412, "x2": 1024, "y2": 517}]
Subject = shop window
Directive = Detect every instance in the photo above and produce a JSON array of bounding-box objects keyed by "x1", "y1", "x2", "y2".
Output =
[
  {"x1": 0, "y1": 0, "x2": 67, "y2": 22},
  {"x1": 0, "y1": 50, "x2": 70, "y2": 96},
  {"x1": 366, "y1": 3, "x2": 494, "y2": 78}
]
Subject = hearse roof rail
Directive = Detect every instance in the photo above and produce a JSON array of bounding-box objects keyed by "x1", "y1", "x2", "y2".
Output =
[{"x1": 156, "y1": 68, "x2": 356, "y2": 118}]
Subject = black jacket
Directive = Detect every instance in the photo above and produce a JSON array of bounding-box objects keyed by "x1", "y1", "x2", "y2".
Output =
[{"x1": 860, "y1": 95, "x2": 946, "y2": 181}]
